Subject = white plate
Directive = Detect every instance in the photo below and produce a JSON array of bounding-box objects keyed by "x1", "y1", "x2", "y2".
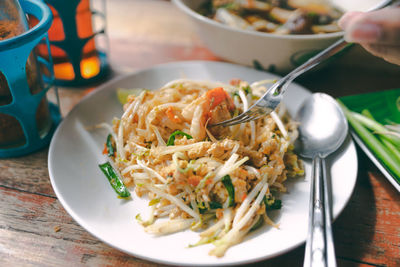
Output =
[{"x1": 48, "y1": 61, "x2": 358, "y2": 266}]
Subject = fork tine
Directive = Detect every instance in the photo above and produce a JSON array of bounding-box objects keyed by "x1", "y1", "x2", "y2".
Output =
[
  {"x1": 210, "y1": 111, "x2": 252, "y2": 127},
  {"x1": 221, "y1": 115, "x2": 253, "y2": 127},
  {"x1": 249, "y1": 114, "x2": 264, "y2": 122},
  {"x1": 210, "y1": 110, "x2": 249, "y2": 126},
  {"x1": 234, "y1": 114, "x2": 256, "y2": 124},
  {"x1": 215, "y1": 113, "x2": 256, "y2": 127},
  {"x1": 211, "y1": 108, "x2": 267, "y2": 127},
  {"x1": 233, "y1": 112, "x2": 266, "y2": 125}
]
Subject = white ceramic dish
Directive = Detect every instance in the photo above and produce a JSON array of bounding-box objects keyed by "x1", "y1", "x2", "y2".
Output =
[
  {"x1": 173, "y1": 0, "x2": 385, "y2": 73},
  {"x1": 48, "y1": 61, "x2": 358, "y2": 266}
]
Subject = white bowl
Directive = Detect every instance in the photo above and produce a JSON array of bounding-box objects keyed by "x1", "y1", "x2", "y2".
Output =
[{"x1": 173, "y1": 0, "x2": 384, "y2": 73}]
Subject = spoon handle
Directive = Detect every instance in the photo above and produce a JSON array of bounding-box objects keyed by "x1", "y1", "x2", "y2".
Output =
[{"x1": 303, "y1": 156, "x2": 336, "y2": 267}]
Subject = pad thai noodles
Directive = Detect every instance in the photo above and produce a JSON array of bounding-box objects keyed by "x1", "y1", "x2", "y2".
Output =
[{"x1": 98, "y1": 78, "x2": 304, "y2": 257}]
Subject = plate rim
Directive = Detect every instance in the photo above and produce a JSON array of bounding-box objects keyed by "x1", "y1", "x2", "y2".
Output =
[{"x1": 48, "y1": 60, "x2": 358, "y2": 266}]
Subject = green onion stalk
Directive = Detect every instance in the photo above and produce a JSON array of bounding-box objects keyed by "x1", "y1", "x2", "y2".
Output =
[
  {"x1": 360, "y1": 109, "x2": 400, "y2": 163},
  {"x1": 338, "y1": 101, "x2": 400, "y2": 180}
]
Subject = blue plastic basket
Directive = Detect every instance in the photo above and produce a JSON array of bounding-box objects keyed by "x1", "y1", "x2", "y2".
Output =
[{"x1": 0, "y1": 0, "x2": 61, "y2": 158}]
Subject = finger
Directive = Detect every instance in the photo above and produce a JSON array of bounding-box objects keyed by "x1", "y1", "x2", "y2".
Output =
[
  {"x1": 361, "y1": 43, "x2": 400, "y2": 65},
  {"x1": 343, "y1": 8, "x2": 400, "y2": 45},
  {"x1": 338, "y1": 12, "x2": 363, "y2": 30}
]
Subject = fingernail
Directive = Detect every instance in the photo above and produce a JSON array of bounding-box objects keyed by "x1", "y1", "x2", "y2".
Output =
[{"x1": 344, "y1": 23, "x2": 381, "y2": 43}]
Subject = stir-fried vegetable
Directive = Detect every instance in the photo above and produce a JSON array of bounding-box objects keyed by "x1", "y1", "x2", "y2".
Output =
[
  {"x1": 222, "y1": 175, "x2": 235, "y2": 207},
  {"x1": 209, "y1": 201, "x2": 223, "y2": 209},
  {"x1": 106, "y1": 134, "x2": 115, "y2": 157},
  {"x1": 167, "y1": 130, "x2": 193, "y2": 146},
  {"x1": 99, "y1": 162, "x2": 131, "y2": 198},
  {"x1": 199, "y1": 0, "x2": 343, "y2": 35},
  {"x1": 264, "y1": 195, "x2": 282, "y2": 210}
]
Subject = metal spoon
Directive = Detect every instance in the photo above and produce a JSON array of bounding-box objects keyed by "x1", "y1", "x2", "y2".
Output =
[{"x1": 295, "y1": 93, "x2": 348, "y2": 267}]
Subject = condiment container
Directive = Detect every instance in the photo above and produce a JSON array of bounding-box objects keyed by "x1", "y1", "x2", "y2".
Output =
[{"x1": 0, "y1": 0, "x2": 60, "y2": 157}]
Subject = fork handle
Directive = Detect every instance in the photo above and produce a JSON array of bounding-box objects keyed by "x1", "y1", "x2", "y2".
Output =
[
  {"x1": 275, "y1": 38, "x2": 349, "y2": 96},
  {"x1": 275, "y1": 0, "x2": 394, "y2": 96},
  {"x1": 303, "y1": 156, "x2": 336, "y2": 267}
]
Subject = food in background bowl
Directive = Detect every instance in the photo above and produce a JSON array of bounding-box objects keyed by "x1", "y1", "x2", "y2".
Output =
[
  {"x1": 173, "y1": 0, "x2": 383, "y2": 73},
  {"x1": 198, "y1": 0, "x2": 343, "y2": 35}
]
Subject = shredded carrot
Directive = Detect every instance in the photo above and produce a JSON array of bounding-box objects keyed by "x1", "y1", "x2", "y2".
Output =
[
  {"x1": 102, "y1": 143, "x2": 107, "y2": 155},
  {"x1": 230, "y1": 78, "x2": 242, "y2": 86},
  {"x1": 206, "y1": 87, "x2": 235, "y2": 111},
  {"x1": 241, "y1": 194, "x2": 247, "y2": 202},
  {"x1": 206, "y1": 87, "x2": 227, "y2": 109},
  {"x1": 238, "y1": 168, "x2": 248, "y2": 177},
  {"x1": 166, "y1": 106, "x2": 182, "y2": 123},
  {"x1": 133, "y1": 113, "x2": 139, "y2": 123},
  {"x1": 188, "y1": 175, "x2": 202, "y2": 187},
  {"x1": 216, "y1": 209, "x2": 224, "y2": 219}
]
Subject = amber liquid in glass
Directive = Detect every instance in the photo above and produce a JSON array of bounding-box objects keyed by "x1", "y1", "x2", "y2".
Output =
[{"x1": 39, "y1": 0, "x2": 101, "y2": 81}]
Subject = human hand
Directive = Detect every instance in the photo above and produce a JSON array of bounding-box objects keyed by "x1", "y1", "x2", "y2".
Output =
[{"x1": 338, "y1": 7, "x2": 400, "y2": 66}]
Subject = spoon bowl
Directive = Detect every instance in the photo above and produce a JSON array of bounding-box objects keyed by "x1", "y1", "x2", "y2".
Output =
[
  {"x1": 295, "y1": 93, "x2": 348, "y2": 267},
  {"x1": 296, "y1": 93, "x2": 348, "y2": 158}
]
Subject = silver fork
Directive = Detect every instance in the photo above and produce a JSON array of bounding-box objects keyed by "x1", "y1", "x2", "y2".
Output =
[{"x1": 212, "y1": 0, "x2": 393, "y2": 128}]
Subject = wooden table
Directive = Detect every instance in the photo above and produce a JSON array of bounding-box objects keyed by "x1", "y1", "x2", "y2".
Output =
[{"x1": 1, "y1": 1, "x2": 400, "y2": 266}]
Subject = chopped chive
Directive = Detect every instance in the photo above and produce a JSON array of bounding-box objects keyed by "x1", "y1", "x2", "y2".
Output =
[
  {"x1": 263, "y1": 195, "x2": 282, "y2": 211},
  {"x1": 209, "y1": 201, "x2": 222, "y2": 209},
  {"x1": 222, "y1": 175, "x2": 235, "y2": 207},
  {"x1": 106, "y1": 134, "x2": 115, "y2": 157},
  {"x1": 167, "y1": 130, "x2": 193, "y2": 146},
  {"x1": 99, "y1": 162, "x2": 131, "y2": 198}
]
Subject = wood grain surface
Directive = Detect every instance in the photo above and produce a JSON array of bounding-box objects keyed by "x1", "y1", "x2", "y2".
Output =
[{"x1": 1, "y1": 0, "x2": 399, "y2": 266}]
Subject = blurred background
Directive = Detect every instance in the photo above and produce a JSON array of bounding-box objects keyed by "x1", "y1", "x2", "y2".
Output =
[{"x1": 103, "y1": 0, "x2": 400, "y2": 96}]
